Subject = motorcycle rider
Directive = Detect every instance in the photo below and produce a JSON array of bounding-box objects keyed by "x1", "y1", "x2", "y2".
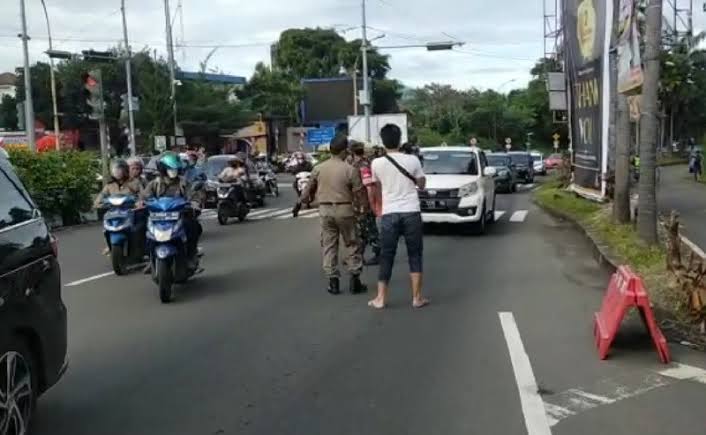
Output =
[
  {"x1": 218, "y1": 155, "x2": 248, "y2": 183},
  {"x1": 94, "y1": 159, "x2": 140, "y2": 209},
  {"x1": 94, "y1": 159, "x2": 141, "y2": 255},
  {"x1": 183, "y1": 151, "x2": 207, "y2": 185},
  {"x1": 127, "y1": 157, "x2": 146, "y2": 191},
  {"x1": 141, "y1": 153, "x2": 203, "y2": 271}
]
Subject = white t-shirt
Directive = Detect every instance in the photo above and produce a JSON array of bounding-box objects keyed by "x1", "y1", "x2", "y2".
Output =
[{"x1": 371, "y1": 152, "x2": 424, "y2": 215}]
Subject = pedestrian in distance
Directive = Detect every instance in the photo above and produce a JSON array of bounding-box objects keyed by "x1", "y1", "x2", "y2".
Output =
[
  {"x1": 347, "y1": 141, "x2": 381, "y2": 266},
  {"x1": 368, "y1": 124, "x2": 430, "y2": 310},
  {"x1": 694, "y1": 150, "x2": 703, "y2": 182},
  {"x1": 297, "y1": 134, "x2": 370, "y2": 295},
  {"x1": 468, "y1": 136, "x2": 478, "y2": 147}
]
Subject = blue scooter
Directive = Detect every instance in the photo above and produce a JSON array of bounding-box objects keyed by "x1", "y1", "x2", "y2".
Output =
[
  {"x1": 146, "y1": 197, "x2": 201, "y2": 303},
  {"x1": 103, "y1": 194, "x2": 146, "y2": 275}
]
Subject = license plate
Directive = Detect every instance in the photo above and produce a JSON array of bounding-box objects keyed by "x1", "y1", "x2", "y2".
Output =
[{"x1": 423, "y1": 200, "x2": 446, "y2": 210}]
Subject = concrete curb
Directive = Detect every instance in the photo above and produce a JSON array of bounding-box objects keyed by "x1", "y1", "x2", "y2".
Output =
[{"x1": 531, "y1": 196, "x2": 621, "y2": 274}]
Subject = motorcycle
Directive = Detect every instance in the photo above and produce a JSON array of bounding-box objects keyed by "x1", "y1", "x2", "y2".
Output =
[
  {"x1": 146, "y1": 197, "x2": 201, "y2": 303},
  {"x1": 294, "y1": 171, "x2": 312, "y2": 197},
  {"x1": 102, "y1": 194, "x2": 146, "y2": 275},
  {"x1": 216, "y1": 182, "x2": 250, "y2": 225},
  {"x1": 259, "y1": 170, "x2": 279, "y2": 197}
]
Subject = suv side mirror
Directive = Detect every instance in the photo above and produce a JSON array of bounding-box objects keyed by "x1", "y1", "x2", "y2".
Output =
[{"x1": 484, "y1": 167, "x2": 497, "y2": 177}]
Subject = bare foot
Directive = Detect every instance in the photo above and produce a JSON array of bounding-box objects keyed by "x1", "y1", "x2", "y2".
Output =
[
  {"x1": 368, "y1": 299, "x2": 386, "y2": 310},
  {"x1": 412, "y1": 298, "x2": 430, "y2": 309}
]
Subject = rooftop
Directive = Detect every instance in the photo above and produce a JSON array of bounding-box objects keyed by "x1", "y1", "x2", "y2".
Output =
[{"x1": 0, "y1": 72, "x2": 16, "y2": 87}]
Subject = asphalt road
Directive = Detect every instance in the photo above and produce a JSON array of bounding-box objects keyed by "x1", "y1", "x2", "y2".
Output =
[
  {"x1": 35, "y1": 180, "x2": 706, "y2": 434},
  {"x1": 659, "y1": 164, "x2": 706, "y2": 250}
]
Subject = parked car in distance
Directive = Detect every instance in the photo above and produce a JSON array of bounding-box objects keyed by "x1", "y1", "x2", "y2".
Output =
[
  {"x1": 487, "y1": 153, "x2": 517, "y2": 193},
  {"x1": 508, "y1": 151, "x2": 535, "y2": 184},
  {"x1": 544, "y1": 153, "x2": 564, "y2": 170},
  {"x1": 530, "y1": 151, "x2": 546, "y2": 175},
  {"x1": 419, "y1": 146, "x2": 497, "y2": 234},
  {"x1": 0, "y1": 156, "x2": 68, "y2": 432}
]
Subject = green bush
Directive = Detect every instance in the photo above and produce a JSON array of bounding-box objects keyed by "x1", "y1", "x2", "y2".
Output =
[{"x1": 8, "y1": 149, "x2": 100, "y2": 225}]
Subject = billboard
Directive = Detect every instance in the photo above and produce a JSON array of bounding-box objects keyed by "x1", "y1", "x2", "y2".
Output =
[
  {"x1": 301, "y1": 77, "x2": 363, "y2": 123},
  {"x1": 564, "y1": 0, "x2": 611, "y2": 192},
  {"x1": 617, "y1": 0, "x2": 644, "y2": 94},
  {"x1": 348, "y1": 114, "x2": 408, "y2": 146}
]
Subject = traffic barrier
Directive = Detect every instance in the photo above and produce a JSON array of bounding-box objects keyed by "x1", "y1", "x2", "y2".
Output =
[{"x1": 593, "y1": 265, "x2": 671, "y2": 363}]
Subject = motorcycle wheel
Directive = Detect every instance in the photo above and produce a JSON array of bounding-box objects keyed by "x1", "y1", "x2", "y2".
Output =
[
  {"x1": 217, "y1": 206, "x2": 228, "y2": 225},
  {"x1": 111, "y1": 245, "x2": 126, "y2": 276},
  {"x1": 157, "y1": 258, "x2": 174, "y2": 303}
]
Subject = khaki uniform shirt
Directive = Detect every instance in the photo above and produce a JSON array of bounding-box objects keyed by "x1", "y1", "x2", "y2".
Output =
[{"x1": 304, "y1": 156, "x2": 364, "y2": 218}]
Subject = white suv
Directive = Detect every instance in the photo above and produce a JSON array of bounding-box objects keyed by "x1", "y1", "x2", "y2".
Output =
[{"x1": 419, "y1": 146, "x2": 496, "y2": 234}]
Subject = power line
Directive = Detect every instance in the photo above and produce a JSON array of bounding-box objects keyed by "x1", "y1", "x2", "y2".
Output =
[{"x1": 451, "y1": 48, "x2": 536, "y2": 62}]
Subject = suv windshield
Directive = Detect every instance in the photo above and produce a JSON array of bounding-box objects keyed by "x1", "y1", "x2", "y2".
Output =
[
  {"x1": 422, "y1": 151, "x2": 479, "y2": 175},
  {"x1": 487, "y1": 155, "x2": 510, "y2": 168},
  {"x1": 530, "y1": 154, "x2": 542, "y2": 162},
  {"x1": 509, "y1": 153, "x2": 530, "y2": 166}
]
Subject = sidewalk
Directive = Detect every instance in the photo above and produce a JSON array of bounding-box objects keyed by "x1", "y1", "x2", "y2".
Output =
[{"x1": 658, "y1": 165, "x2": 706, "y2": 250}]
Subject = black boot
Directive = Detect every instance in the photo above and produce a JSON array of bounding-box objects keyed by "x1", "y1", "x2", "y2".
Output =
[
  {"x1": 349, "y1": 275, "x2": 368, "y2": 294},
  {"x1": 327, "y1": 277, "x2": 341, "y2": 295}
]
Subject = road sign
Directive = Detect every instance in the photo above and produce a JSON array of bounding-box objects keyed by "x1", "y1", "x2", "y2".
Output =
[
  {"x1": 307, "y1": 127, "x2": 336, "y2": 146},
  {"x1": 553, "y1": 133, "x2": 561, "y2": 141},
  {"x1": 154, "y1": 135, "x2": 167, "y2": 152},
  {"x1": 553, "y1": 140, "x2": 560, "y2": 150}
]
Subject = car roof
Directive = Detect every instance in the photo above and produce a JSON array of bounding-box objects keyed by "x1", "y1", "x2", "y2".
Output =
[{"x1": 421, "y1": 146, "x2": 478, "y2": 153}]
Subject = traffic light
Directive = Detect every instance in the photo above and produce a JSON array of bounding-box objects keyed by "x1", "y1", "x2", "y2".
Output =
[{"x1": 82, "y1": 69, "x2": 104, "y2": 120}]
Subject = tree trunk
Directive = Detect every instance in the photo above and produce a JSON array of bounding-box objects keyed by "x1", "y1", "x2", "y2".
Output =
[
  {"x1": 637, "y1": 0, "x2": 663, "y2": 244},
  {"x1": 614, "y1": 94, "x2": 631, "y2": 223}
]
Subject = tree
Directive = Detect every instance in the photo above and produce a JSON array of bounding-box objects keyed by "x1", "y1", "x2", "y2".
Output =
[
  {"x1": 239, "y1": 62, "x2": 304, "y2": 120},
  {"x1": 373, "y1": 79, "x2": 402, "y2": 114},
  {"x1": 638, "y1": 0, "x2": 663, "y2": 244},
  {"x1": 0, "y1": 95, "x2": 17, "y2": 130},
  {"x1": 15, "y1": 62, "x2": 55, "y2": 128}
]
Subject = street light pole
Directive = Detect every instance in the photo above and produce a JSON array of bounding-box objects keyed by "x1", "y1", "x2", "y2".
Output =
[
  {"x1": 19, "y1": 0, "x2": 36, "y2": 152},
  {"x1": 40, "y1": 0, "x2": 60, "y2": 151},
  {"x1": 164, "y1": 0, "x2": 178, "y2": 139},
  {"x1": 360, "y1": 0, "x2": 371, "y2": 143},
  {"x1": 121, "y1": 0, "x2": 137, "y2": 156}
]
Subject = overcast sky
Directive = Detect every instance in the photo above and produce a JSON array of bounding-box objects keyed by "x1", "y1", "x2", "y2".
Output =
[{"x1": 1, "y1": 0, "x2": 704, "y2": 92}]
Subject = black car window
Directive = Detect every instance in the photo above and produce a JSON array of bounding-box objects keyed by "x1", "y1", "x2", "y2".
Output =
[
  {"x1": 487, "y1": 155, "x2": 510, "y2": 167},
  {"x1": 0, "y1": 168, "x2": 35, "y2": 230},
  {"x1": 422, "y1": 152, "x2": 479, "y2": 175},
  {"x1": 206, "y1": 159, "x2": 230, "y2": 179},
  {"x1": 509, "y1": 154, "x2": 530, "y2": 165}
]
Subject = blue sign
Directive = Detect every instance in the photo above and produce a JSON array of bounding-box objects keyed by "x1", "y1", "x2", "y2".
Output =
[{"x1": 307, "y1": 127, "x2": 336, "y2": 146}]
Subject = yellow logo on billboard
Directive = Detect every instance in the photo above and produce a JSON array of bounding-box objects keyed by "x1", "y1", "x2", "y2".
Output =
[{"x1": 577, "y1": 0, "x2": 597, "y2": 61}]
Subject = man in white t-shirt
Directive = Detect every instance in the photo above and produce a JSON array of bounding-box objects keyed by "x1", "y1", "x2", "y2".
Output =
[{"x1": 368, "y1": 124, "x2": 429, "y2": 310}]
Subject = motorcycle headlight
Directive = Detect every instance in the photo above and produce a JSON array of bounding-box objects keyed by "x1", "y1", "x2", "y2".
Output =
[
  {"x1": 149, "y1": 222, "x2": 173, "y2": 242},
  {"x1": 458, "y1": 182, "x2": 479, "y2": 198}
]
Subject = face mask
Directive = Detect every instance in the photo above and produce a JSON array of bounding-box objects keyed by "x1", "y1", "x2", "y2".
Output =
[{"x1": 167, "y1": 169, "x2": 179, "y2": 179}]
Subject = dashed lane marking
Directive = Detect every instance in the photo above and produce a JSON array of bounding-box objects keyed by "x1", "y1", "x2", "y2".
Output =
[
  {"x1": 65, "y1": 271, "x2": 115, "y2": 287},
  {"x1": 510, "y1": 210, "x2": 529, "y2": 222},
  {"x1": 494, "y1": 211, "x2": 507, "y2": 221}
]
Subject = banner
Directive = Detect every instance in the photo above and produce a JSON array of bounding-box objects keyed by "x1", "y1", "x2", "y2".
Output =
[
  {"x1": 617, "y1": 0, "x2": 644, "y2": 94},
  {"x1": 564, "y1": 0, "x2": 609, "y2": 190}
]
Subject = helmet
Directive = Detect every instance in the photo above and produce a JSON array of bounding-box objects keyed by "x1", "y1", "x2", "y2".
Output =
[
  {"x1": 111, "y1": 159, "x2": 129, "y2": 180},
  {"x1": 157, "y1": 153, "x2": 183, "y2": 179},
  {"x1": 126, "y1": 157, "x2": 143, "y2": 169}
]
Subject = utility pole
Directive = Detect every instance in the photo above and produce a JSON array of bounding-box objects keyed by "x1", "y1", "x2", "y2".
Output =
[
  {"x1": 19, "y1": 0, "x2": 36, "y2": 152},
  {"x1": 121, "y1": 0, "x2": 137, "y2": 156},
  {"x1": 360, "y1": 0, "x2": 371, "y2": 143},
  {"x1": 40, "y1": 0, "x2": 60, "y2": 151},
  {"x1": 637, "y1": 0, "x2": 663, "y2": 244},
  {"x1": 164, "y1": 0, "x2": 178, "y2": 138}
]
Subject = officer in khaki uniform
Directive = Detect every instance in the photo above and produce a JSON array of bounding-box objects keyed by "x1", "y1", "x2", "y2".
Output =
[{"x1": 297, "y1": 134, "x2": 369, "y2": 295}]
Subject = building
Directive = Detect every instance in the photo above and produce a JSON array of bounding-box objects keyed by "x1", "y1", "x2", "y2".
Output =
[{"x1": 0, "y1": 73, "x2": 17, "y2": 99}]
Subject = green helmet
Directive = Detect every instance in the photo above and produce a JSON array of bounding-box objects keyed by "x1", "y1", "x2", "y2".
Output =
[{"x1": 157, "y1": 152, "x2": 183, "y2": 179}]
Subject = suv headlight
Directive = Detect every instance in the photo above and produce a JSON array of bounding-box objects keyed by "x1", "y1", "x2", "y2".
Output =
[
  {"x1": 498, "y1": 169, "x2": 510, "y2": 177},
  {"x1": 458, "y1": 182, "x2": 479, "y2": 197}
]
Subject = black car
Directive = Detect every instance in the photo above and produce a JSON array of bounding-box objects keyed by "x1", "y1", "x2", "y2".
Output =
[
  {"x1": 0, "y1": 156, "x2": 68, "y2": 432},
  {"x1": 487, "y1": 153, "x2": 518, "y2": 193},
  {"x1": 508, "y1": 151, "x2": 535, "y2": 184},
  {"x1": 204, "y1": 155, "x2": 235, "y2": 208}
]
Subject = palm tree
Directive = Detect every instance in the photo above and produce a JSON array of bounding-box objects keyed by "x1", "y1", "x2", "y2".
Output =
[{"x1": 637, "y1": 0, "x2": 663, "y2": 244}]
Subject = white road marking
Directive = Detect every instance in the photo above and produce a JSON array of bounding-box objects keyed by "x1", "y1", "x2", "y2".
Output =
[
  {"x1": 65, "y1": 271, "x2": 114, "y2": 287},
  {"x1": 247, "y1": 208, "x2": 278, "y2": 218},
  {"x1": 280, "y1": 208, "x2": 317, "y2": 219},
  {"x1": 494, "y1": 211, "x2": 506, "y2": 221},
  {"x1": 277, "y1": 183, "x2": 292, "y2": 188},
  {"x1": 659, "y1": 363, "x2": 706, "y2": 384},
  {"x1": 250, "y1": 208, "x2": 292, "y2": 220},
  {"x1": 542, "y1": 374, "x2": 672, "y2": 427},
  {"x1": 301, "y1": 212, "x2": 320, "y2": 219},
  {"x1": 498, "y1": 312, "x2": 552, "y2": 435},
  {"x1": 510, "y1": 210, "x2": 529, "y2": 222}
]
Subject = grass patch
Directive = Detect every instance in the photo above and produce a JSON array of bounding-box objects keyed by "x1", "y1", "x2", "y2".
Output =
[
  {"x1": 534, "y1": 181, "x2": 601, "y2": 223},
  {"x1": 658, "y1": 155, "x2": 688, "y2": 166}
]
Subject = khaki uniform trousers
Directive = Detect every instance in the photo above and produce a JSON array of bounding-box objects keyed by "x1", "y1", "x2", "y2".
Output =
[{"x1": 319, "y1": 204, "x2": 363, "y2": 278}]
